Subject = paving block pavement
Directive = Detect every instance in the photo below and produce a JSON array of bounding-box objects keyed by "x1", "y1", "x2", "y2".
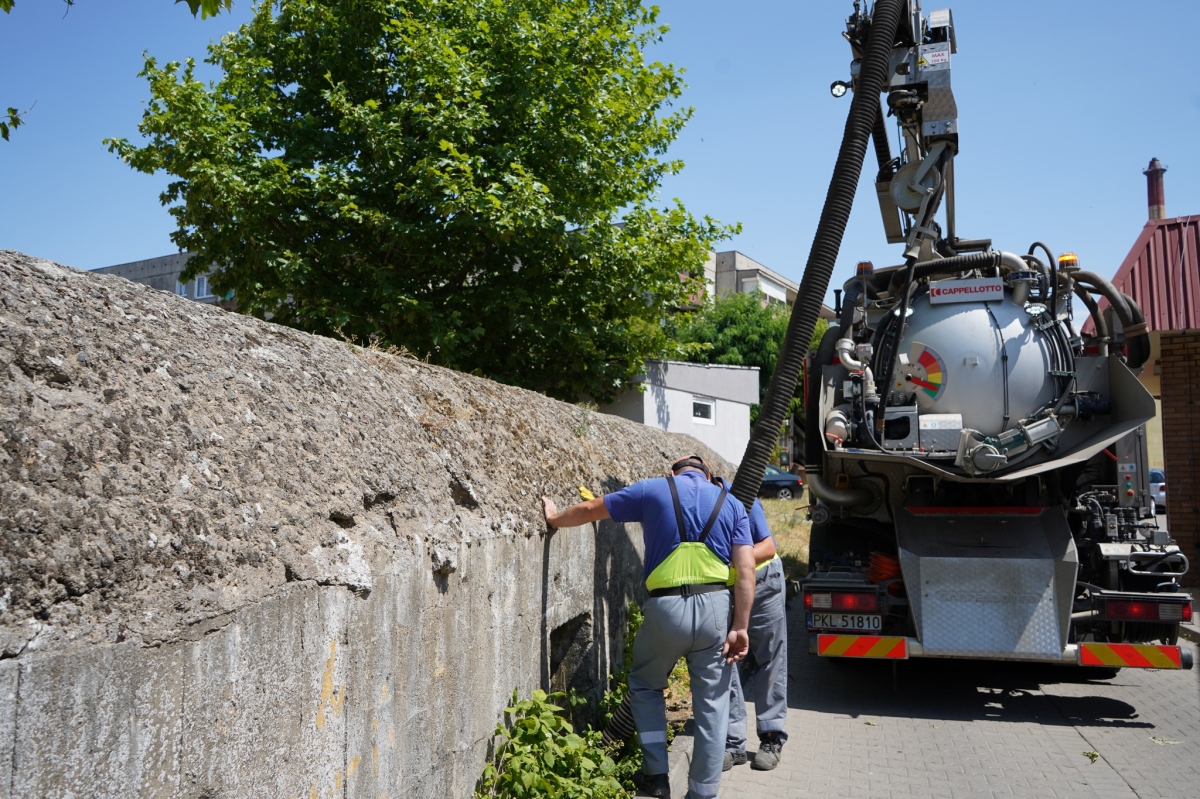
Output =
[{"x1": 717, "y1": 604, "x2": 1200, "y2": 799}]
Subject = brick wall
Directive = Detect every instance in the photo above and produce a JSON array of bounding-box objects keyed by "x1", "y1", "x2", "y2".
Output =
[{"x1": 1159, "y1": 330, "x2": 1200, "y2": 583}]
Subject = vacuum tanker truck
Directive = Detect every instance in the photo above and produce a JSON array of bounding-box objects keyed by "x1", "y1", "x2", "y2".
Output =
[{"x1": 796, "y1": 2, "x2": 1193, "y2": 671}]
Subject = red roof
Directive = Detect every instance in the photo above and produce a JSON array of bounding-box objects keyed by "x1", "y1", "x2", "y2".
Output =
[{"x1": 1083, "y1": 216, "x2": 1200, "y2": 333}]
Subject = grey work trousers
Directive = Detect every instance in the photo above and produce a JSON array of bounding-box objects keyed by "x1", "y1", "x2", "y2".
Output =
[
  {"x1": 726, "y1": 557, "x2": 788, "y2": 751},
  {"x1": 629, "y1": 590, "x2": 732, "y2": 799}
]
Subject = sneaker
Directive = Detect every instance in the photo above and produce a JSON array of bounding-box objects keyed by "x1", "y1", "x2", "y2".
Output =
[
  {"x1": 723, "y1": 750, "x2": 748, "y2": 772},
  {"x1": 632, "y1": 770, "x2": 670, "y2": 798},
  {"x1": 752, "y1": 734, "x2": 783, "y2": 771}
]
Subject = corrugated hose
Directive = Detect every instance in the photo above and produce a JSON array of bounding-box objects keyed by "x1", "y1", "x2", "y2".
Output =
[{"x1": 730, "y1": 0, "x2": 906, "y2": 509}]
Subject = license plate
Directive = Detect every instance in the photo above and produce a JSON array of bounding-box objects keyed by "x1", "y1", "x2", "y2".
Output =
[{"x1": 808, "y1": 613, "x2": 882, "y2": 631}]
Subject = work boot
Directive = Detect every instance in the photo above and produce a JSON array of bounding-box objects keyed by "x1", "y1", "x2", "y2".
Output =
[
  {"x1": 632, "y1": 770, "x2": 670, "y2": 798},
  {"x1": 752, "y1": 733, "x2": 783, "y2": 771},
  {"x1": 722, "y1": 749, "x2": 748, "y2": 772}
]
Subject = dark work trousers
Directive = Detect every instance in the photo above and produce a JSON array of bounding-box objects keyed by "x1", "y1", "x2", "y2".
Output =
[{"x1": 726, "y1": 557, "x2": 788, "y2": 752}]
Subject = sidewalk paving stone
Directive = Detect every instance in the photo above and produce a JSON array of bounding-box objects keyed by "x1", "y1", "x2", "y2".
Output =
[{"x1": 717, "y1": 601, "x2": 1200, "y2": 799}]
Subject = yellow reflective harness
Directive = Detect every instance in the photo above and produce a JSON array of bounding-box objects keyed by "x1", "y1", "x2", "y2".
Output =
[{"x1": 644, "y1": 475, "x2": 732, "y2": 594}]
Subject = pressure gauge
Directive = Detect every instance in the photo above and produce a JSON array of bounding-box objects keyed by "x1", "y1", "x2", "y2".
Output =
[{"x1": 896, "y1": 344, "x2": 947, "y2": 403}]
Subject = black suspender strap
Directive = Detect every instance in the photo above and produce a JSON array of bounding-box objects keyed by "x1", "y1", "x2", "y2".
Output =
[
  {"x1": 697, "y1": 487, "x2": 728, "y2": 545},
  {"x1": 666, "y1": 474, "x2": 688, "y2": 541},
  {"x1": 665, "y1": 474, "x2": 727, "y2": 545}
]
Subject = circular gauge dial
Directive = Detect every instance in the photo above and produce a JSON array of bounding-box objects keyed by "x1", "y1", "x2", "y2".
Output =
[{"x1": 895, "y1": 344, "x2": 947, "y2": 402}]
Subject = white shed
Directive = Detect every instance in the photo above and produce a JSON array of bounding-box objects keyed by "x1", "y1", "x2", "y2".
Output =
[{"x1": 600, "y1": 360, "x2": 760, "y2": 466}]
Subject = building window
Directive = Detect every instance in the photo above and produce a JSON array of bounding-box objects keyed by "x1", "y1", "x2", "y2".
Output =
[
  {"x1": 195, "y1": 276, "x2": 214, "y2": 298},
  {"x1": 175, "y1": 281, "x2": 188, "y2": 297},
  {"x1": 692, "y1": 397, "x2": 715, "y2": 425}
]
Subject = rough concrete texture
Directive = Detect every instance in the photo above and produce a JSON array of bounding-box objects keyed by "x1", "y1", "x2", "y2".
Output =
[{"x1": 0, "y1": 250, "x2": 732, "y2": 798}]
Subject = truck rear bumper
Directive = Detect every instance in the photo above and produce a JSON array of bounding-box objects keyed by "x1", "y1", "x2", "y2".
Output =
[{"x1": 810, "y1": 633, "x2": 1194, "y2": 669}]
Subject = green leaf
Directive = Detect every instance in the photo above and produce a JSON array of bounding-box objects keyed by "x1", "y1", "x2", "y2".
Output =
[{"x1": 176, "y1": 0, "x2": 231, "y2": 19}]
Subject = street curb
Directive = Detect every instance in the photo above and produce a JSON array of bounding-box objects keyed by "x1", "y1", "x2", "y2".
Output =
[
  {"x1": 631, "y1": 720, "x2": 693, "y2": 798},
  {"x1": 668, "y1": 721, "x2": 694, "y2": 799},
  {"x1": 1179, "y1": 620, "x2": 1200, "y2": 646}
]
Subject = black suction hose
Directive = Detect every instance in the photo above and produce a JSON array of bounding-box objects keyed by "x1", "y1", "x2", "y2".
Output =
[
  {"x1": 1029, "y1": 242, "x2": 1057, "y2": 314},
  {"x1": 601, "y1": 693, "x2": 636, "y2": 747},
  {"x1": 1074, "y1": 270, "x2": 1132, "y2": 325},
  {"x1": 1072, "y1": 270, "x2": 1150, "y2": 369},
  {"x1": 1072, "y1": 282, "x2": 1109, "y2": 343},
  {"x1": 805, "y1": 326, "x2": 842, "y2": 468},
  {"x1": 1122, "y1": 293, "x2": 1150, "y2": 369},
  {"x1": 874, "y1": 255, "x2": 918, "y2": 431},
  {"x1": 838, "y1": 279, "x2": 865, "y2": 334},
  {"x1": 884, "y1": 250, "x2": 1005, "y2": 292},
  {"x1": 729, "y1": 0, "x2": 905, "y2": 510},
  {"x1": 1021, "y1": 253, "x2": 1051, "y2": 303},
  {"x1": 871, "y1": 100, "x2": 894, "y2": 178}
]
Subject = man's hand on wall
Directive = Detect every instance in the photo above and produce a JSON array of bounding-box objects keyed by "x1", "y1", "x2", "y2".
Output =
[
  {"x1": 541, "y1": 496, "x2": 559, "y2": 527},
  {"x1": 541, "y1": 496, "x2": 610, "y2": 530}
]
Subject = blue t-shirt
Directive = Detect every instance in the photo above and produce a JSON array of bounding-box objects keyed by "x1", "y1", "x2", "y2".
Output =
[
  {"x1": 747, "y1": 498, "x2": 775, "y2": 547},
  {"x1": 604, "y1": 470, "x2": 752, "y2": 578},
  {"x1": 714, "y1": 477, "x2": 775, "y2": 547}
]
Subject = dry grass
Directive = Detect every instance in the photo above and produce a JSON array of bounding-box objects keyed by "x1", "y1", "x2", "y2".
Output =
[{"x1": 760, "y1": 497, "x2": 812, "y2": 581}]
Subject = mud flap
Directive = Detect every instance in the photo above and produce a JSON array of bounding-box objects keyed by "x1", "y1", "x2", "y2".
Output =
[{"x1": 896, "y1": 507, "x2": 1078, "y2": 660}]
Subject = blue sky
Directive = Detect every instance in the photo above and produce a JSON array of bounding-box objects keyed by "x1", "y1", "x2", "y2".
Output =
[{"x1": 3, "y1": 0, "x2": 1199, "y2": 301}]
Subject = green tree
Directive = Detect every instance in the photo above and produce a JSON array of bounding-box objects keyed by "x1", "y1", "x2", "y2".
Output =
[
  {"x1": 676, "y1": 291, "x2": 828, "y2": 437},
  {"x1": 105, "y1": 0, "x2": 732, "y2": 403}
]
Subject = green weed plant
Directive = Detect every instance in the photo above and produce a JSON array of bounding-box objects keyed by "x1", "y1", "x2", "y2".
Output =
[
  {"x1": 475, "y1": 689, "x2": 627, "y2": 798},
  {"x1": 478, "y1": 603, "x2": 649, "y2": 798}
]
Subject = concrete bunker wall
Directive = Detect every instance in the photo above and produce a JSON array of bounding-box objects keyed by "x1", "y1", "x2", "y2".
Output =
[{"x1": 0, "y1": 251, "x2": 731, "y2": 798}]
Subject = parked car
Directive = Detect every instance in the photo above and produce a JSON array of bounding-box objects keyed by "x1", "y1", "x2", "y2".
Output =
[
  {"x1": 760, "y1": 465, "x2": 803, "y2": 500},
  {"x1": 1150, "y1": 469, "x2": 1166, "y2": 513}
]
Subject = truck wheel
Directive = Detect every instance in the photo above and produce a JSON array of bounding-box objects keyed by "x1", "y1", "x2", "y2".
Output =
[{"x1": 777, "y1": 487, "x2": 794, "y2": 501}]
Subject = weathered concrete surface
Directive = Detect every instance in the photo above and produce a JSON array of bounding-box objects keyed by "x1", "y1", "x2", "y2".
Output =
[
  {"x1": 0, "y1": 250, "x2": 731, "y2": 798},
  {"x1": 0, "y1": 661, "x2": 16, "y2": 795}
]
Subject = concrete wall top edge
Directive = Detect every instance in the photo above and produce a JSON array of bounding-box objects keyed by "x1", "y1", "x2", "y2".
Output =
[{"x1": 0, "y1": 249, "x2": 730, "y2": 659}]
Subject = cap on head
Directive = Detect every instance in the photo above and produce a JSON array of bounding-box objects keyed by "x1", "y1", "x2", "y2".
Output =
[{"x1": 671, "y1": 455, "x2": 712, "y2": 480}]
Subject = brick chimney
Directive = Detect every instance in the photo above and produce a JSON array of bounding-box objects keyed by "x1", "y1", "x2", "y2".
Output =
[{"x1": 1144, "y1": 157, "x2": 1167, "y2": 220}]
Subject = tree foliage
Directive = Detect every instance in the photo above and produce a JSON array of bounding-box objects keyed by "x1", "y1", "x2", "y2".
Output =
[
  {"x1": 676, "y1": 291, "x2": 828, "y2": 410},
  {"x1": 106, "y1": 0, "x2": 732, "y2": 403},
  {"x1": 1, "y1": 107, "x2": 22, "y2": 142},
  {"x1": 176, "y1": 0, "x2": 231, "y2": 17}
]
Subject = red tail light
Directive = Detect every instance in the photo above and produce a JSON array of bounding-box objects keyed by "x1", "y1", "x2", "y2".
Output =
[
  {"x1": 1105, "y1": 600, "x2": 1158, "y2": 620},
  {"x1": 804, "y1": 593, "x2": 814, "y2": 609},
  {"x1": 831, "y1": 592, "x2": 878, "y2": 612},
  {"x1": 1104, "y1": 599, "x2": 1192, "y2": 622}
]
